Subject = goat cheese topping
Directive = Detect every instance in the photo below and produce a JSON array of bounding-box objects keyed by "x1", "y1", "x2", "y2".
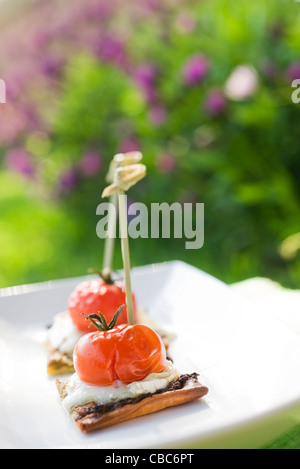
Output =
[
  {"x1": 48, "y1": 311, "x2": 83, "y2": 354},
  {"x1": 62, "y1": 360, "x2": 179, "y2": 413}
]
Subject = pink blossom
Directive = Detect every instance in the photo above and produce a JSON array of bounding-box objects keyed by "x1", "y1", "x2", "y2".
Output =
[
  {"x1": 94, "y1": 35, "x2": 127, "y2": 69},
  {"x1": 287, "y1": 62, "x2": 300, "y2": 82},
  {"x1": 80, "y1": 151, "x2": 102, "y2": 177},
  {"x1": 156, "y1": 153, "x2": 176, "y2": 173},
  {"x1": 144, "y1": 0, "x2": 160, "y2": 11},
  {"x1": 101, "y1": 37, "x2": 124, "y2": 61},
  {"x1": 84, "y1": 1, "x2": 113, "y2": 20},
  {"x1": 58, "y1": 168, "x2": 79, "y2": 194},
  {"x1": 133, "y1": 64, "x2": 158, "y2": 103},
  {"x1": 134, "y1": 64, "x2": 157, "y2": 86},
  {"x1": 32, "y1": 30, "x2": 52, "y2": 49},
  {"x1": 225, "y1": 65, "x2": 258, "y2": 101},
  {"x1": 40, "y1": 57, "x2": 65, "y2": 77},
  {"x1": 182, "y1": 55, "x2": 210, "y2": 85},
  {"x1": 119, "y1": 136, "x2": 140, "y2": 153},
  {"x1": 149, "y1": 105, "x2": 167, "y2": 126},
  {"x1": 175, "y1": 13, "x2": 196, "y2": 34},
  {"x1": 204, "y1": 90, "x2": 227, "y2": 116},
  {"x1": 4, "y1": 147, "x2": 35, "y2": 178}
]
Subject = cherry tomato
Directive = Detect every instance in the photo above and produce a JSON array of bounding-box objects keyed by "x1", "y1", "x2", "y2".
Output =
[
  {"x1": 68, "y1": 279, "x2": 137, "y2": 333},
  {"x1": 73, "y1": 324, "x2": 167, "y2": 386}
]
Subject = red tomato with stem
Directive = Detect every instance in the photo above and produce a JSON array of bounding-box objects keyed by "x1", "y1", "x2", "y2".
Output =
[
  {"x1": 73, "y1": 306, "x2": 167, "y2": 386},
  {"x1": 68, "y1": 277, "x2": 137, "y2": 333}
]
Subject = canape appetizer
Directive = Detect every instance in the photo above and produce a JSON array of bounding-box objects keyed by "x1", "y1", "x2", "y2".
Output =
[
  {"x1": 47, "y1": 273, "x2": 137, "y2": 376},
  {"x1": 56, "y1": 307, "x2": 208, "y2": 433},
  {"x1": 47, "y1": 151, "x2": 161, "y2": 376}
]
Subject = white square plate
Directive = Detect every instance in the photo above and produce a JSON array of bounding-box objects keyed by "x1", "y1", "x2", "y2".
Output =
[{"x1": 1, "y1": 261, "x2": 300, "y2": 449}]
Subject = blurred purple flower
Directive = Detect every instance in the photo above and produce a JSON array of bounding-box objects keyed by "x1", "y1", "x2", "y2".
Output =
[
  {"x1": 80, "y1": 151, "x2": 102, "y2": 177},
  {"x1": 134, "y1": 64, "x2": 157, "y2": 85},
  {"x1": 260, "y1": 59, "x2": 278, "y2": 81},
  {"x1": 204, "y1": 90, "x2": 227, "y2": 116},
  {"x1": 94, "y1": 35, "x2": 127, "y2": 69},
  {"x1": 133, "y1": 64, "x2": 157, "y2": 102},
  {"x1": 102, "y1": 37, "x2": 123, "y2": 61},
  {"x1": 46, "y1": 17, "x2": 74, "y2": 40},
  {"x1": 4, "y1": 148, "x2": 35, "y2": 178},
  {"x1": 58, "y1": 168, "x2": 79, "y2": 194},
  {"x1": 144, "y1": 0, "x2": 160, "y2": 11},
  {"x1": 32, "y1": 30, "x2": 52, "y2": 50},
  {"x1": 149, "y1": 105, "x2": 167, "y2": 126},
  {"x1": 182, "y1": 55, "x2": 210, "y2": 85},
  {"x1": 40, "y1": 57, "x2": 64, "y2": 77},
  {"x1": 119, "y1": 136, "x2": 140, "y2": 153},
  {"x1": 21, "y1": 105, "x2": 40, "y2": 131},
  {"x1": 156, "y1": 153, "x2": 176, "y2": 173},
  {"x1": 175, "y1": 13, "x2": 196, "y2": 34},
  {"x1": 287, "y1": 62, "x2": 300, "y2": 82},
  {"x1": 84, "y1": 0, "x2": 112, "y2": 20}
]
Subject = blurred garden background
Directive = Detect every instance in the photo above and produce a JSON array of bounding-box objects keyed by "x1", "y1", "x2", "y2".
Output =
[{"x1": 0, "y1": 0, "x2": 300, "y2": 289}]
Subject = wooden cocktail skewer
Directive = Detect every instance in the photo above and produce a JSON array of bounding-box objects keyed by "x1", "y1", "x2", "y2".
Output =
[
  {"x1": 118, "y1": 189, "x2": 135, "y2": 325},
  {"x1": 102, "y1": 152, "x2": 146, "y2": 325},
  {"x1": 102, "y1": 192, "x2": 117, "y2": 281},
  {"x1": 102, "y1": 161, "x2": 118, "y2": 282},
  {"x1": 102, "y1": 152, "x2": 143, "y2": 283}
]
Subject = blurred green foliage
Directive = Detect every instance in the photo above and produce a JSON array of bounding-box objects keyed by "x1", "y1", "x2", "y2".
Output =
[{"x1": 0, "y1": 0, "x2": 300, "y2": 288}]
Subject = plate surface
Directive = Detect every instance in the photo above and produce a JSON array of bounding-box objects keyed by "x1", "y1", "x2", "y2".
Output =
[{"x1": 1, "y1": 260, "x2": 300, "y2": 449}]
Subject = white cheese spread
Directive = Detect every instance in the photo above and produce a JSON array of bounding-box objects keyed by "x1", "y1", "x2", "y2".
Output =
[
  {"x1": 48, "y1": 311, "x2": 83, "y2": 354},
  {"x1": 62, "y1": 360, "x2": 180, "y2": 413}
]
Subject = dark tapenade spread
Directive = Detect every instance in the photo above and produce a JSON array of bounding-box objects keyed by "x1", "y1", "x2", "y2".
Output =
[{"x1": 74, "y1": 373, "x2": 199, "y2": 422}]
